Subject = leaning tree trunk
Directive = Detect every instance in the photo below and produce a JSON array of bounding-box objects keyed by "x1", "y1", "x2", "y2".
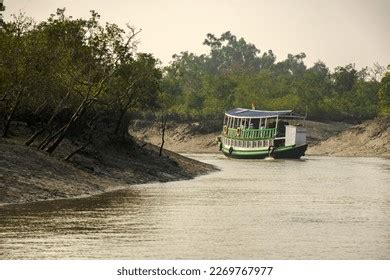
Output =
[
  {"x1": 25, "y1": 127, "x2": 45, "y2": 146},
  {"x1": 45, "y1": 98, "x2": 89, "y2": 154},
  {"x1": 114, "y1": 108, "x2": 127, "y2": 135},
  {"x1": 38, "y1": 125, "x2": 66, "y2": 150},
  {"x1": 25, "y1": 91, "x2": 70, "y2": 146},
  {"x1": 114, "y1": 98, "x2": 133, "y2": 135},
  {"x1": 64, "y1": 140, "x2": 91, "y2": 161},
  {"x1": 2, "y1": 90, "x2": 22, "y2": 138},
  {"x1": 64, "y1": 113, "x2": 98, "y2": 161},
  {"x1": 159, "y1": 116, "x2": 167, "y2": 157}
]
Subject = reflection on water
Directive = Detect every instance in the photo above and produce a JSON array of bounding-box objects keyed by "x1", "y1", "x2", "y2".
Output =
[{"x1": 0, "y1": 155, "x2": 389, "y2": 259}]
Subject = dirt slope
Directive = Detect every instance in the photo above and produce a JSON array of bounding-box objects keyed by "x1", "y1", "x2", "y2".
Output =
[
  {"x1": 0, "y1": 133, "x2": 216, "y2": 205},
  {"x1": 308, "y1": 118, "x2": 390, "y2": 157},
  {"x1": 129, "y1": 119, "x2": 351, "y2": 153}
]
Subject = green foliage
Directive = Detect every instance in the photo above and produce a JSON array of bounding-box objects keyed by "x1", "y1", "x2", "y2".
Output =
[
  {"x1": 0, "y1": 9, "x2": 386, "y2": 142},
  {"x1": 0, "y1": 9, "x2": 161, "y2": 142},
  {"x1": 378, "y1": 67, "x2": 390, "y2": 117},
  {"x1": 161, "y1": 31, "x2": 384, "y2": 122}
]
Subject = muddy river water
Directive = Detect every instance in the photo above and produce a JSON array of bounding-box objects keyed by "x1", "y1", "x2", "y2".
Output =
[{"x1": 0, "y1": 155, "x2": 389, "y2": 259}]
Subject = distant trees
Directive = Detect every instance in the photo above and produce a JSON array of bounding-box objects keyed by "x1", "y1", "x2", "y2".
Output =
[
  {"x1": 160, "y1": 31, "x2": 385, "y2": 122},
  {"x1": 1, "y1": 11, "x2": 388, "y2": 154},
  {"x1": 378, "y1": 66, "x2": 390, "y2": 117},
  {"x1": 0, "y1": 9, "x2": 161, "y2": 156}
]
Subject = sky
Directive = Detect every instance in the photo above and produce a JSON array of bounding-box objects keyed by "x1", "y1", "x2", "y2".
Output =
[{"x1": 3, "y1": 0, "x2": 390, "y2": 70}]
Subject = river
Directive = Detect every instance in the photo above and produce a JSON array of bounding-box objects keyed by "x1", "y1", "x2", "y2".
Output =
[{"x1": 0, "y1": 155, "x2": 389, "y2": 259}]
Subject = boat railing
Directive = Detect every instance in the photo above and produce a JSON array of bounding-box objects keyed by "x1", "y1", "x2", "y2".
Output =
[{"x1": 226, "y1": 128, "x2": 276, "y2": 140}]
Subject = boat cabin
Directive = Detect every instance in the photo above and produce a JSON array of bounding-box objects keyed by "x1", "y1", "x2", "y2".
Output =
[{"x1": 219, "y1": 108, "x2": 307, "y2": 159}]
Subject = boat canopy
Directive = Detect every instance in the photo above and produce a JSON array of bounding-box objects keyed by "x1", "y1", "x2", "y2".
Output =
[{"x1": 225, "y1": 108, "x2": 305, "y2": 119}]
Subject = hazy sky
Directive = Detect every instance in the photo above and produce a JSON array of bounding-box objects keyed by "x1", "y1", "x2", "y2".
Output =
[{"x1": 4, "y1": 0, "x2": 390, "y2": 69}]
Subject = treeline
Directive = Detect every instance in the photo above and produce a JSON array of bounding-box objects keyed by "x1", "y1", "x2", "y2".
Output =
[
  {"x1": 0, "y1": 9, "x2": 161, "y2": 156},
  {"x1": 161, "y1": 31, "x2": 390, "y2": 122},
  {"x1": 1, "y1": 10, "x2": 390, "y2": 156}
]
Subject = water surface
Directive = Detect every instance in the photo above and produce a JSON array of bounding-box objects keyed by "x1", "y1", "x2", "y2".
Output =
[{"x1": 0, "y1": 155, "x2": 389, "y2": 259}]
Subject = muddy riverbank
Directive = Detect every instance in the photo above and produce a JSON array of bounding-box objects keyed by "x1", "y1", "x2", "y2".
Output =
[
  {"x1": 129, "y1": 119, "x2": 351, "y2": 153},
  {"x1": 0, "y1": 134, "x2": 216, "y2": 206},
  {"x1": 129, "y1": 118, "x2": 390, "y2": 157},
  {"x1": 308, "y1": 117, "x2": 390, "y2": 157}
]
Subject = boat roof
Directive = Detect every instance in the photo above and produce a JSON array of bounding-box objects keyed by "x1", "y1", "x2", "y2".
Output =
[{"x1": 225, "y1": 108, "x2": 305, "y2": 119}]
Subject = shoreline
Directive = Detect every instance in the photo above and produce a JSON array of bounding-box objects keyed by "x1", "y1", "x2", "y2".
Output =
[
  {"x1": 0, "y1": 136, "x2": 218, "y2": 207},
  {"x1": 2, "y1": 151, "x2": 388, "y2": 208},
  {"x1": 0, "y1": 167, "x2": 214, "y2": 208},
  {"x1": 130, "y1": 118, "x2": 390, "y2": 157},
  {"x1": 1, "y1": 117, "x2": 388, "y2": 207}
]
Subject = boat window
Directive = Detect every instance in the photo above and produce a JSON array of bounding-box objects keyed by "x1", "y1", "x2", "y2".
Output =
[{"x1": 251, "y1": 118, "x2": 259, "y2": 129}]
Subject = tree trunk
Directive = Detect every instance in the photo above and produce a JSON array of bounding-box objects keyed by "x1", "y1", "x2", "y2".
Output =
[
  {"x1": 65, "y1": 114, "x2": 97, "y2": 161},
  {"x1": 159, "y1": 116, "x2": 167, "y2": 157},
  {"x1": 25, "y1": 92, "x2": 70, "y2": 146},
  {"x1": 2, "y1": 90, "x2": 22, "y2": 138},
  {"x1": 114, "y1": 97, "x2": 133, "y2": 135},
  {"x1": 64, "y1": 141, "x2": 91, "y2": 161},
  {"x1": 38, "y1": 125, "x2": 66, "y2": 150},
  {"x1": 25, "y1": 128, "x2": 45, "y2": 146},
  {"x1": 45, "y1": 98, "x2": 90, "y2": 154},
  {"x1": 114, "y1": 108, "x2": 127, "y2": 135}
]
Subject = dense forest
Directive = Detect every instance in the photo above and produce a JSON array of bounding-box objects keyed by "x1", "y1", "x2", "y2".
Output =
[
  {"x1": 0, "y1": 10, "x2": 161, "y2": 155},
  {"x1": 162, "y1": 32, "x2": 389, "y2": 122},
  {"x1": 1, "y1": 9, "x2": 390, "y2": 155}
]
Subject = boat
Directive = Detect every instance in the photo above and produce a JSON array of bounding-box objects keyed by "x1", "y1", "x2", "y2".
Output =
[{"x1": 217, "y1": 108, "x2": 308, "y2": 159}]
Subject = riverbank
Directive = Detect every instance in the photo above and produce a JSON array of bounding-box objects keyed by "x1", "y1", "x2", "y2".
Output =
[
  {"x1": 0, "y1": 132, "x2": 217, "y2": 206},
  {"x1": 130, "y1": 118, "x2": 390, "y2": 157},
  {"x1": 129, "y1": 119, "x2": 351, "y2": 153},
  {"x1": 308, "y1": 117, "x2": 390, "y2": 157}
]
